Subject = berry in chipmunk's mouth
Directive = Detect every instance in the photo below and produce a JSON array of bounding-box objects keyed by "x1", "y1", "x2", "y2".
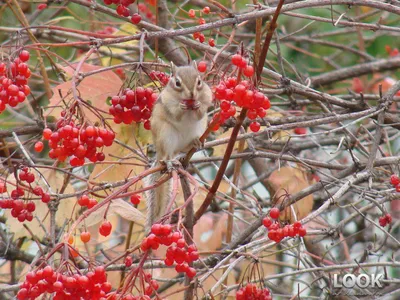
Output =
[{"x1": 182, "y1": 99, "x2": 198, "y2": 110}]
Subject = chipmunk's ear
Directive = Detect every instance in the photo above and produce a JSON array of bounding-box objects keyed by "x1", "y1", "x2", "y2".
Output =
[
  {"x1": 191, "y1": 60, "x2": 199, "y2": 73},
  {"x1": 170, "y1": 61, "x2": 177, "y2": 77}
]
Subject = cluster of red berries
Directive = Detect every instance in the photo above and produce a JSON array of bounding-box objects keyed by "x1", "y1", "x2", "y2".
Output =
[
  {"x1": 109, "y1": 87, "x2": 157, "y2": 130},
  {"x1": 231, "y1": 54, "x2": 255, "y2": 77},
  {"x1": 0, "y1": 198, "x2": 35, "y2": 222},
  {"x1": 102, "y1": 0, "x2": 142, "y2": 24},
  {"x1": 78, "y1": 194, "x2": 98, "y2": 209},
  {"x1": 141, "y1": 224, "x2": 199, "y2": 278},
  {"x1": 19, "y1": 167, "x2": 51, "y2": 203},
  {"x1": 213, "y1": 77, "x2": 271, "y2": 132},
  {"x1": 193, "y1": 32, "x2": 206, "y2": 44},
  {"x1": 0, "y1": 50, "x2": 31, "y2": 113},
  {"x1": 390, "y1": 174, "x2": 400, "y2": 192},
  {"x1": 0, "y1": 168, "x2": 52, "y2": 223},
  {"x1": 262, "y1": 208, "x2": 307, "y2": 243},
  {"x1": 378, "y1": 213, "x2": 393, "y2": 227},
  {"x1": 149, "y1": 70, "x2": 170, "y2": 86},
  {"x1": 236, "y1": 283, "x2": 272, "y2": 300},
  {"x1": 17, "y1": 265, "x2": 112, "y2": 300},
  {"x1": 189, "y1": 7, "x2": 213, "y2": 45},
  {"x1": 41, "y1": 115, "x2": 115, "y2": 166}
]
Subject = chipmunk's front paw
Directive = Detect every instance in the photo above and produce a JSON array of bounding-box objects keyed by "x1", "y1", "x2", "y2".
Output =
[{"x1": 191, "y1": 138, "x2": 203, "y2": 150}]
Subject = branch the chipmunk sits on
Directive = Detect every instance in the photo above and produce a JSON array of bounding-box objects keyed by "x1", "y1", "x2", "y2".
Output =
[{"x1": 144, "y1": 62, "x2": 212, "y2": 231}]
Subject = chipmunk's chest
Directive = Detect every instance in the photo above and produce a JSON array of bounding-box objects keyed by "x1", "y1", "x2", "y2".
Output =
[{"x1": 165, "y1": 112, "x2": 206, "y2": 155}]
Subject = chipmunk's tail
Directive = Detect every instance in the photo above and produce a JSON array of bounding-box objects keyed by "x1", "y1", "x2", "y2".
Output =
[{"x1": 144, "y1": 162, "x2": 171, "y2": 233}]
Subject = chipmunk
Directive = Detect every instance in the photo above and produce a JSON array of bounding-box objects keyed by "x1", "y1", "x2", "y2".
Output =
[{"x1": 145, "y1": 62, "x2": 212, "y2": 231}]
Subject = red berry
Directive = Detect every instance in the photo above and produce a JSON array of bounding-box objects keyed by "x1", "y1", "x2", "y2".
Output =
[
  {"x1": 87, "y1": 198, "x2": 97, "y2": 209},
  {"x1": 188, "y1": 9, "x2": 195, "y2": 18},
  {"x1": 231, "y1": 54, "x2": 242, "y2": 66},
  {"x1": 34, "y1": 141, "x2": 44, "y2": 152},
  {"x1": 198, "y1": 18, "x2": 206, "y2": 25},
  {"x1": 130, "y1": 194, "x2": 141, "y2": 205},
  {"x1": 262, "y1": 217, "x2": 273, "y2": 228},
  {"x1": 19, "y1": 50, "x2": 30, "y2": 62},
  {"x1": 78, "y1": 195, "x2": 89, "y2": 206},
  {"x1": 80, "y1": 231, "x2": 91, "y2": 243},
  {"x1": 99, "y1": 220, "x2": 112, "y2": 237},
  {"x1": 243, "y1": 65, "x2": 254, "y2": 77},
  {"x1": 379, "y1": 216, "x2": 387, "y2": 227},
  {"x1": 37, "y1": 3, "x2": 47, "y2": 10},
  {"x1": 8, "y1": 84, "x2": 19, "y2": 96},
  {"x1": 197, "y1": 61, "x2": 207, "y2": 73},
  {"x1": 385, "y1": 213, "x2": 392, "y2": 224},
  {"x1": 294, "y1": 127, "x2": 307, "y2": 135},
  {"x1": 42, "y1": 128, "x2": 52, "y2": 140},
  {"x1": 203, "y1": 6, "x2": 210, "y2": 14},
  {"x1": 0, "y1": 182, "x2": 6, "y2": 193},
  {"x1": 249, "y1": 121, "x2": 260, "y2": 132},
  {"x1": 125, "y1": 256, "x2": 133, "y2": 267},
  {"x1": 208, "y1": 38, "x2": 215, "y2": 47},
  {"x1": 269, "y1": 207, "x2": 280, "y2": 219},
  {"x1": 186, "y1": 267, "x2": 197, "y2": 278},
  {"x1": 298, "y1": 227, "x2": 307, "y2": 237},
  {"x1": 131, "y1": 13, "x2": 142, "y2": 24},
  {"x1": 41, "y1": 193, "x2": 51, "y2": 203},
  {"x1": 391, "y1": 174, "x2": 400, "y2": 186}
]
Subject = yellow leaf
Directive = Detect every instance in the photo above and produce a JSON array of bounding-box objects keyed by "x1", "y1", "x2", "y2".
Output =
[{"x1": 100, "y1": 23, "x2": 139, "y2": 66}]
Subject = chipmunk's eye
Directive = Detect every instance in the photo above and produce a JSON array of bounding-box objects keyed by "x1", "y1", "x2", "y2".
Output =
[
  {"x1": 175, "y1": 78, "x2": 181, "y2": 87},
  {"x1": 197, "y1": 77, "x2": 202, "y2": 87}
]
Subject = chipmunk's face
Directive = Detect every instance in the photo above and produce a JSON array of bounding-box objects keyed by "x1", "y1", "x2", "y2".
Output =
[{"x1": 168, "y1": 64, "x2": 206, "y2": 110}]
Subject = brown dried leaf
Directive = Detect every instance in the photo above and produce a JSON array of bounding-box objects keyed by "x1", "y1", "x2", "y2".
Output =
[{"x1": 268, "y1": 166, "x2": 314, "y2": 223}]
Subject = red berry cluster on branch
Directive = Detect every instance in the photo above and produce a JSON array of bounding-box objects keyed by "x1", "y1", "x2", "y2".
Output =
[
  {"x1": 379, "y1": 214, "x2": 392, "y2": 227},
  {"x1": 0, "y1": 167, "x2": 51, "y2": 222},
  {"x1": 390, "y1": 174, "x2": 400, "y2": 192},
  {"x1": 41, "y1": 115, "x2": 115, "y2": 166},
  {"x1": 17, "y1": 265, "x2": 112, "y2": 300},
  {"x1": 236, "y1": 283, "x2": 272, "y2": 300},
  {"x1": 263, "y1": 208, "x2": 307, "y2": 243},
  {"x1": 149, "y1": 70, "x2": 170, "y2": 86},
  {"x1": 141, "y1": 224, "x2": 199, "y2": 278},
  {"x1": 0, "y1": 50, "x2": 31, "y2": 113},
  {"x1": 109, "y1": 87, "x2": 157, "y2": 130},
  {"x1": 213, "y1": 77, "x2": 271, "y2": 132},
  {"x1": 102, "y1": 0, "x2": 143, "y2": 24},
  {"x1": 0, "y1": 198, "x2": 35, "y2": 222}
]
